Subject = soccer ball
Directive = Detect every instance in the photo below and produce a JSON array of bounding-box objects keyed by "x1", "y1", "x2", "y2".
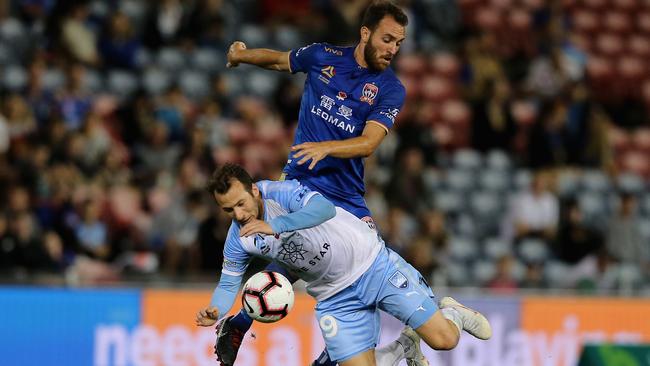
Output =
[{"x1": 241, "y1": 271, "x2": 294, "y2": 323}]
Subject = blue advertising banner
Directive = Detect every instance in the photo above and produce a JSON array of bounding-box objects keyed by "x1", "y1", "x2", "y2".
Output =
[{"x1": 0, "y1": 287, "x2": 141, "y2": 366}]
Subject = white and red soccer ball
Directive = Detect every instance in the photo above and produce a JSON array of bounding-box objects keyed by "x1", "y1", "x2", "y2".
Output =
[{"x1": 241, "y1": 271, "x2": 295, "y2": 323}]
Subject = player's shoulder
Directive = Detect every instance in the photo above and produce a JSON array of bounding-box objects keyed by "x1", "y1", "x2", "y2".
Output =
[
  {"x1": 379, "y1": 67, "x2": 405, "y2": 91},
  {"x1": 225, "y1": 221, "x2": 242, "y2": 241},
  {"x1": 298, "y1": 42, "x2": 353, "y2": 59},
  {"x1": 321, "y1": 43, "x2": 354, "y2": 56},
  {"x1": 256, "y1": 179, "x2": 300, "y2": 195}
]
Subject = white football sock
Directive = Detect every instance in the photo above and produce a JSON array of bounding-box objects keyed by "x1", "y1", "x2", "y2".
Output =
[{"x1": 375, "y1": 339, "x2": 406, "y2": 366}]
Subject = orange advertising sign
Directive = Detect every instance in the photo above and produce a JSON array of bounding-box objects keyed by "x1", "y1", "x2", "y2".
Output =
[
  {"x1": 138, "y1": 290, "x2": 321, "y2": 366},
  {"x1": 520, "y1": 297, "x2": 650, "y2": 366}
]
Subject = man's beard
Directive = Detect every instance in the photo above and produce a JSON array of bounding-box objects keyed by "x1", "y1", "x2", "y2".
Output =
[{"x1": 364, "y1": 39, "x2": 386, "y2": 72}]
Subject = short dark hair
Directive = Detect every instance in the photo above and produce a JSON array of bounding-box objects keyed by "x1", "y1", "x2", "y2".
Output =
[
  {"x1": 361, "y1": 1, "x2": 408, "y2": 31},
  {"x1": 206, "y1": 163, "x2": 253, "y2": 195}
]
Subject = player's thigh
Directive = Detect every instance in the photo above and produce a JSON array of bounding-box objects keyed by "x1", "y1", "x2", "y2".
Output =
[
  {"x1": 315, "y1": 297, "x2": 380, "y2": 363},
  {"x1": 377, "y1": 248, "x2": 438, "y2": 329},
  {"x1": 338, "y1": 349, "x2": 376, "y2": 366}
]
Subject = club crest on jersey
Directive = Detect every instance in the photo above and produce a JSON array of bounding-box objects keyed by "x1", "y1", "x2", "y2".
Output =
[
  {"x1": 360, "y1": 83, "x2": 378, "y2": 105},
  {"x1": 336, "y1": 91, "x2": 347, "y2": 100},
  {"x1": 389, "y1": 271, "x2": 409, "y2": 289}
]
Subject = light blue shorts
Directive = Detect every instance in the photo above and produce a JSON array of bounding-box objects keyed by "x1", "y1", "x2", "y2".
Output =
[{"x1": 315, "y1": 247, "x2": 438, "y2": 362}]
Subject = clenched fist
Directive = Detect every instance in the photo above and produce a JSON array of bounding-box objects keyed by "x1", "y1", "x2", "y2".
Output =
[
  {"x1": 226, "y1": 41, "x2": 247, "y2": 68},
  {"x1": 196, "y1": 306, "x2": 219, "y2": 327}
]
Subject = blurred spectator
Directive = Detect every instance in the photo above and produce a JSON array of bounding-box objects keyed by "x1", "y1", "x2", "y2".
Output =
[
  {"x1": 142, "y1": 0, "x2": 194, "y2": 49},
  {"x1": 462, "y1": 33, "x2": 504, "y2": 100},
  {"x1": 382, "y1": 206, "x2": 417, "y2": 251},
  {"x1": 154, "y1": 86, "x2": 192, "y2": 141},
  {"x1": 506, "y1": 170, "x2": 558, "y2": 244},
  {"x1": 74, "y1": 199, "x2": 110, "y2": 261},
  {"x1": 487, "y1": 255, "x2": 518, "y2": 294},
  {"x1": 520, "y1": 263, "x2": 547, "y2": 289},
  {"x1": 186, "y1": 0, "x2": 235, "y2": 48},
  {"x1": 405, "y1": 210, "x2": 448, "y2": 277},
  {"x1": 197, "y1": 207, "x2": 229, "y2": 272},
  {"x1": 99, "y1": 11, "x2": 141, "y2": 69},
  {"x1": 272, "y1": 77, "x2": 303, "y2": 128},
  {"x1": 553, "y1": 199, "x2": 603, "y2": 264},
  {"x1": 197, "y1": 100, "x2": 229, "y2": 150},
  {"x1": 56, "y1": 63, "x2": 93, "y2": 131},
  {"x1": 24, "y1": 58, "x2": 56, "y2": 127},
  {"x1": 134, "y1": 123, "x2": 182, "y2": 181},
  {"x1": 0, "y1": 112, "x2": 9, "y2": 154},
  {"x1": 525, "y1": 47, "x2": 569, "y2": 99},
  {"x1": 60, "y1": 2, "x2": 100, "y2": 66},
  {"x1": 4, "y1": 94, "x2": 37, "y2": 143},
  {"x1": 0, "y1": 212, "x2": 19, "y2": 271},
  {"x1": 9, "y1": 212, "x2": 63, "y2": 272},
  {"x1": 159, "y1": 190, "x2": 207, "y2": 275},
  {"x1": 311, "y1": 0, "x2": 368, "y2": 45},
  {"x1": 527, "y1": 97, "x2": 568, "y2": 168},
  {"x1": 606, "y1": 194, "x2": 649, "y2": 275},
  {"x1": 385, "y1": 147, "x2": 430, "y2": 213},
  {"x1": 471, "y1": 78, "x2": 516, "y2": 153},
  {"x1": 395, "y1": 106, "x2": 438, "y2": 166}
]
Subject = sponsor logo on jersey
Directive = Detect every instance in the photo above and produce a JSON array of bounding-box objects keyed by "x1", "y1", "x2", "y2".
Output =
[
  {"x1": 324, "y1": 46, "x2": 343, "y2": 56},
  {"x1": 310, "y1": 106, "x2": 356, "y2": 133},
  {"x1": 336, "y1": 91, "x2": 347, "y2": 100},
  {"x1": 319, "y1": 65, "x2": 335, "y2": 84},
  {"x1": 360, "y1": 83, "x2": 379, "y2": 105},
  {"x1": 379, "y1": 108, "x2": 400, "y2": 123},
  {"x1": 389, "y1": 271, "x2": 409, "y2": 289},
  {"x1": 223, "y1": 258, "x2": 238, "y2": 269},
  {"x1": 254, "y1": 234, "x2": 270, "y2": 255},
  {"x1": 321, "y1": 65, "x2": 335, "y2": 78},
  {"x1": 278, "y1": 232, "x2": 308, "y2": 263}
]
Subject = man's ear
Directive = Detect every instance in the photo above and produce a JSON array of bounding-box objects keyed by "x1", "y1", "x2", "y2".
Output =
[
  {"x1": 251, "y1": 184, "x2": 260, "y2": 198},
  {"x1": 360, "y1": 26, "x2": 371, "y2": 44}
]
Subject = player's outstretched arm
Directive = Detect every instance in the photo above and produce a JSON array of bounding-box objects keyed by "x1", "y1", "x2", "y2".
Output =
[
  {"x1": 239, "y1": 194, "x2": 336, "y2": 237},
  {"x1": 292, "y1": 122, "x2": 387, "y2": 169},
  {"x1": 226, "y1": 41, "x2": 290, "y2": 72},
  {"x1": 197, "y1": 272, "x2": 245, "y2": 326}
]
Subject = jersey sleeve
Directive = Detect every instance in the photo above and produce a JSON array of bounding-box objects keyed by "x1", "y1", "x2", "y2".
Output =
[
  {"x1": 289, "y1": 43, "x2": 323, "y2": 74},
  {"x1": 257, "y1": 179, "x2": 320, "y2": 213},
  {"x1": 221, "y1": 224, "x2": 251, "y2": 276},
  {"x1": 365, "y1": 82, "x2": 406, "y2": 131}
]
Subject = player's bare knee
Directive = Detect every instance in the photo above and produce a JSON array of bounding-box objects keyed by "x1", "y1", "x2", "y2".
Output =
[{"x1": 421, "y1": 327, "x2": 457, "y2": 350}]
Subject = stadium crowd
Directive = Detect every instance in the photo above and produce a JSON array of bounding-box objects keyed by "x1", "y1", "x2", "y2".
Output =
[{"x1": 0, "y1": 0, "x2": 648, "y2": 294}]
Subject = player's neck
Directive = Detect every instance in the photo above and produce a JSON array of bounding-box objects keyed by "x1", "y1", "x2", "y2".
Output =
[
  {"x1": 257, "y1": 198, "x2": 265, "y2": 221},
  {"x1": 353, "y1": 44, "x2": 368, "y2": 69}
]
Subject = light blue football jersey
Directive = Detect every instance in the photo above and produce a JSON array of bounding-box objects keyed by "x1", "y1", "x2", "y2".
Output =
[{"x1": 221, "y1": 179, "x2": 383, "y2": 300}]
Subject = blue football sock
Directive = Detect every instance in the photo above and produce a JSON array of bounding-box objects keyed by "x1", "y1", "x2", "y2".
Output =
[
  {"x1": 313, "y1": 349, "x2": 337, "y2": 366},
  {"x1": 229, "y1": 309, "x2": 254, "y2": 331}
]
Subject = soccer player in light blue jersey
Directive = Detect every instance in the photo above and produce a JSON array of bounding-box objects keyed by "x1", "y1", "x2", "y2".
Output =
[
  {"x1": 217, "y1": 2, "x2": 413, "y2": 365},
  {"x1": 196, "y1": 164, "x2": 491, "y2": 366}
]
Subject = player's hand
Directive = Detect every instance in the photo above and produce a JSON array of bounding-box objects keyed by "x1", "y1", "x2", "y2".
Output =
[
  {"x1": 291, "y1": 142, "x2": 331, "y2": 170},
  {"x1": 227, "y1": 41, "x2": 246, "y2": 68},
  {"x1": 196, "y1": 307, "x2": 219, "y2": 327},
  {"x1": 240, "y1": 219, "x2": 274, "y2": 237}
]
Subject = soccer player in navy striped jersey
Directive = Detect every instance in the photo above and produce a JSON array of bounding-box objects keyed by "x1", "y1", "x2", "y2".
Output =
[{"x1": 213, "y1": 3, "x2": 412, "y2": 365}]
